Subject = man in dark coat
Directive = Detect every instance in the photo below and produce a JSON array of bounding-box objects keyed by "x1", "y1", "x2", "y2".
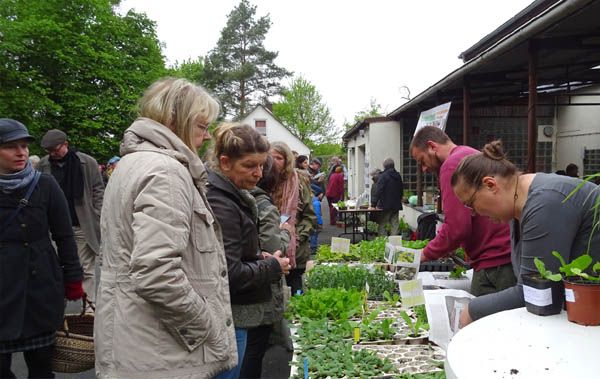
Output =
[{"x1": 371, "y1": 158, "x2": 404, "y2": 236}]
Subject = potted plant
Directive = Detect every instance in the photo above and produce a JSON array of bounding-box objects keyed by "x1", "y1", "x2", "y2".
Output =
[
  {"x1": 337, "y1": 201, "x2": 347, "y2": 210},
  {"x1": 399, "y1": 309, "x2": 429, "y2": 345},
  {"x1": 553, "y1": 251, "x2": 600, "y2": 325},
  {"x1": 521, "y1": 257, "x2": 564, "y2": 316}
]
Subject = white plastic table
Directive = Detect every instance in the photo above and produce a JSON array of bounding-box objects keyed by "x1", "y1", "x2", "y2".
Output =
[{"x1": 445, "y1": 307, "x2": 600, "y2": 379}]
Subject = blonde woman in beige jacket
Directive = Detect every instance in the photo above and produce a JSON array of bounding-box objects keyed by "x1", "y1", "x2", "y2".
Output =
[{"x1": 95, "y1": 78, "x2": 237, "y2": 379}]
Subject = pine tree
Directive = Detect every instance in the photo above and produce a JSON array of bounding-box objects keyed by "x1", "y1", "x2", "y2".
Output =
[{"x1": 204, "y1": 0, "x2": 291, "y2": 118}]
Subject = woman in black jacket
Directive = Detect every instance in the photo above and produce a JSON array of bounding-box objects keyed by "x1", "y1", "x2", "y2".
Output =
[
  {"x1": 207, "y1": 123, "x2": 290, "y2": 379},
  {"x1": 0, "y1": 119, "x2": 83, "y2": 379}
]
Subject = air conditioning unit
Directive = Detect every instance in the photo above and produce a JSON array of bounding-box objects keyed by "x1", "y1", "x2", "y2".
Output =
[{"x1": 538, "y1": 125, "x2": 554, "y2": 142}]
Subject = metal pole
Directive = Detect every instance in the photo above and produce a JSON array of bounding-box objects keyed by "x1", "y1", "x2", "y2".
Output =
[{"x1": 527, "y1": 42, "x2": 538, "y2": 173}]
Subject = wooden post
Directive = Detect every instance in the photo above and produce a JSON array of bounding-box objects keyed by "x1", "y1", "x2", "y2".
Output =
[{"x1": 463, "y1": 80, "x2": 470, "y2": 146}]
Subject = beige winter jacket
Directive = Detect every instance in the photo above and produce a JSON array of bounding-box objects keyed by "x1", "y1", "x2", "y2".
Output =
[{"x1": 95, "y1": 118, "x2": 237, "y2": 379}]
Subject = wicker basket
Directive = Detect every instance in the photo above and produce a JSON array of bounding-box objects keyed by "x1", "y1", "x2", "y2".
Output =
[{"x1": 51, "y1": 298, "x2": 95, "y2": 373}]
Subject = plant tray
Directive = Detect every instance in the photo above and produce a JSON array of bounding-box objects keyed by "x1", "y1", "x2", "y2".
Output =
[
  {"x1": 352, "y1": 344, "x2": 445, "y2": 375},
  {"x1": 419, "y1": 259, "x2": 455, "y2": 272}
]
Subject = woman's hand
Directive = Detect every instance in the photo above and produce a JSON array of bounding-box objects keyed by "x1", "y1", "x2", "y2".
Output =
[
  {"x1": 459, "y1": 304, "x2": 473, "y2": 328},
  {"x1": 272, "y1": 250, "x2": 291, "y2": 275},
  {"x1": 64, "y1": 280, "x2": 84, "y2": 300}
]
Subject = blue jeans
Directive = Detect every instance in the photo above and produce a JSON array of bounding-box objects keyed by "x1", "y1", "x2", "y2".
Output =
[
  {"x1": 214, "y1": 328, "x2": 247, "y2": 379},
  {"x1": 309, "y1": 231, "x2": 319, "y2": 254}
]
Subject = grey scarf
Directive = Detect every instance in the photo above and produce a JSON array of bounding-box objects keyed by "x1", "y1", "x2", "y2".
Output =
[{"x1": 0, "y1": 161, "x2": 36, "y2": 194}]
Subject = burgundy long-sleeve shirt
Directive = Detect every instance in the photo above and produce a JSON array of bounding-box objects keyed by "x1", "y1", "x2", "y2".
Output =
[{"x1": 422, "y1": 145, "x2": 512, "y2": 271}]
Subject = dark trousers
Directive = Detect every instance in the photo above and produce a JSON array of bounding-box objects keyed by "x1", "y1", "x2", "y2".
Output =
[
  {"x1": 240, "y1": 324, "x2": 273, "y2": 379},
  {"x1": 326, "y1": 196, "x2": 340, "y2": 225},
  {"x1": 286, "y1": 268, "x2": 305, "y2": 296},
  {"x1": 0, "y1": 345, "x2": 55, "y2": 379}
]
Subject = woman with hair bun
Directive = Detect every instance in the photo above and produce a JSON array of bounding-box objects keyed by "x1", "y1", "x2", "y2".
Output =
[{"x1": 451, "y1": 140, "x2": 600, "y2": 327}]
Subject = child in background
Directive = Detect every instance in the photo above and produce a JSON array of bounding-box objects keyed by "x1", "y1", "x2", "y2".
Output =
[{"x1": 310, "y1": 183, "x2": 323, "y2": 255}]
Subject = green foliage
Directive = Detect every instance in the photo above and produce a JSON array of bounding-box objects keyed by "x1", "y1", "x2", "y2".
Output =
[
  {"x1": 203, "y1": 0, "x2": 291, "y2": 118},
  {"x1": 357, "y1": 237, "x2": 387, "y2": 263},
  {"x1": 398, "y1": 217, "x2": 411, "y2": 233},
  {"x1": 552, "y1": 251, "x2": 600, "y2": 282},
  {"x1": 167, "y1": 57, "x2": 205, "y2": 83},
  {"x1": 400, "y1": 309, "x2": 430, "y2": 338},
  {"x1": 449, "y1": 265, "x2": 467, "y2": 279},
  {"x1": 272, "y1": 76, "x2": 339, "y2": 144},
  {"x1": 286, "y1": 288, "x2": 365, "y2": 321},
  {"x1": 0, "y1": 0, "x2": 167, "y2": 161},
  {"x1": 305, "y1": 264, "x2": 396, "y2": 300},
  {"x1": 310, "y1": 142, "x2": 345, "y2": 159},
  {"x1": 402, "y1": 239, "x2": 430, "y2": 249},
  {"x1": 454, "y1": 247, "x2": 466, "y2": 260},
  {"x1": 292, "y1": 341, "x2": 396, "y2": 379},
  {"x1": 367, "y1": 220, "x2": 379, "y2": 233},
  {"x1": 533, "y1": 257, "x2": 562, "y2": 281},
  {"x1": 343, "y1": 97, "x2": 384, "y2": 130},
  {"x1": 336, "y1": 200, "x2": 346, "y2": 208},
  {"x1": 382, "y1": 290, "x2": 400, "y2": 307},
  {"x1": 315, "y1": 244, "x2": 360, "y2": 262}
]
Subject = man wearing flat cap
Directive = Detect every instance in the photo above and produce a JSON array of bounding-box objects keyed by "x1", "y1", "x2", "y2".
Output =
[{"x1": 38, "y1": 129, "x2": 104, "y2": 307}]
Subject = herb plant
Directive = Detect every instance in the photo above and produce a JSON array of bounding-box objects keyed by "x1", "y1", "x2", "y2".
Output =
[
  {"x1": 305, "y1": 264, "x2": 396, "y2": 300},
  {"x1": 552, "y1": 251, "x2": 600, "y2": 281},
  {"x1": 533, "y1": 257, "x2": 562, "y2": 281},
  {"x1": 402, "y1": 239, "x2": 430, "y2": 249},
  {"x1": 286, "y1": 288, "x2": 365, "y2": 321},
  {"x1": 449, "y1": 265, "x2": 467, "y2": 279},
  {"x1": 400, "y1": 310, "x2": 430, "y2": 338}
]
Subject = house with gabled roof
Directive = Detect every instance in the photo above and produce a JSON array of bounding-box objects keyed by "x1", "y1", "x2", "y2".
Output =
[{"x1": 240, "y1": 104, "x2": 310, "y2": 157}]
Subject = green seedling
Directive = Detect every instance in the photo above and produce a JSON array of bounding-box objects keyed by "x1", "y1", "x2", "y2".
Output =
[
  {"x1": 400, "y1": 310, "x2": 429, "y2": 338},
  {"x1": 382, "y1": 290, "x2": 400, "y2": 307},
  {"x1": 449, "y1": 265, "x2": 467, "y2": 279},
  {"x1": 533, "y1": 257, "x2": 562, "y2": 281}
]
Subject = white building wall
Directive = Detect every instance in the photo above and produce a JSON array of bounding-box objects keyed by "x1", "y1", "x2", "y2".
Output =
[
  {"x1": 240, "y1": 106, "x2": 311, "y2": 156},
  {"x1": 369, "y1": 121, "x2": 402, "y2": 174},
  {"x1": 556, "y1": 86, "x2": 600, "y2": 175},
  {"x1": 345, "y1": 120, "x2": 401, "y2": 199}
]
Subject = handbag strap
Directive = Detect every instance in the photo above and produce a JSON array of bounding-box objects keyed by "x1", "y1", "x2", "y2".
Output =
[{"x1": 0, "y1": 171, "x2": 41, "y2": 238}]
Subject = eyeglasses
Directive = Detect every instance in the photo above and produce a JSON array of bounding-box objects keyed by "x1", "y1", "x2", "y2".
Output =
[
  {"x1": 464, "y1": 186, "x2": 481, "y2": 215},
  {"x1": 45, "y1": 143, "x2": 65, "y2": 154},
  {"x1": 196, "y1": 122, "x2": 209, "y2": 134}
]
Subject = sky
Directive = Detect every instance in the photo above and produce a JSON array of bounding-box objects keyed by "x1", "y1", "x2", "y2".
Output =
[{"x1": 118, "y1": 0, "x2": 534, "y2": 128}]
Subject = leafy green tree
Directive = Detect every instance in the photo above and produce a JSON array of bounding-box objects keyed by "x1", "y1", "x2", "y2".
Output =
[
  {"x1": 272, "y1": 76, "x2": 339, "y2": 144},
  {"x1": 168, "y1": 57, "x2": 205, "y2": 84},
  {"x1": 203, "y1": 0, "x2": 291, "y2": 118},
  {"x1": 311, "y1": 142, "x2": 345, "y2": 159},
  {"x1": 343, "y1": 98, "x2": 385, "y2": 130},
  {"x1": 0, "y1": 0, "x2": 166, "y2": 161}
]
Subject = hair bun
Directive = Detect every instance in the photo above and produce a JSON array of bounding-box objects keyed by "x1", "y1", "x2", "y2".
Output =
[{"x1": 482, "y1": 140, "x2": 506, "y2": 161}]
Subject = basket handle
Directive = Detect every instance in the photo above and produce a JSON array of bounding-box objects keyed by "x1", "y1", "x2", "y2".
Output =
[
  {"x1": 62, "y1": 318, "x2": 70, "y2": 337},
  {"x1": 78, "y1": 293, "x2": 95, "y2": 316}
]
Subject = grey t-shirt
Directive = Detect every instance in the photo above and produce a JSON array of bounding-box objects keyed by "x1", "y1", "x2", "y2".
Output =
[{"x1": 469, "y1": 173, "x2": 600, "y2": 320}]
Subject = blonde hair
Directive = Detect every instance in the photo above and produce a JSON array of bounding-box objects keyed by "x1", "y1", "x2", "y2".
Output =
[
  {"x1": 270, "y1": 141, "x2": 295, "y2": 180},
  {"x1": 137, "y1": 77, "x2": 220, "y2": 150},
  {"x1": 211, "y1": 122, "x2": 270, "y2": 167}
]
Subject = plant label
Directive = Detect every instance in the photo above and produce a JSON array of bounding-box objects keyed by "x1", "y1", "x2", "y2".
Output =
[
  {"x1": 331, "y1": 237, "x2": 351, "y2": 253},
  {"x1": 353, "y1": 327, "x2": 360, "y2": 343},
  {"x1": 399, "y1": 279, "x2": 425, "y2": 308},
  {"x1": 565, "y1": 288, "x2": 575, "y2": 302},
  {"x1": 388, "y1": 235, "x2": 402, "y2": 246},
  {"x1": 523, "y1": 285, "x2": 552, "y2": 306}
]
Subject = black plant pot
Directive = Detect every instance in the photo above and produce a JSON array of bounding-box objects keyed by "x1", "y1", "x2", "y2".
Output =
[{"x1": 521, "y1": 273, "x2": 564, "y2": 316}]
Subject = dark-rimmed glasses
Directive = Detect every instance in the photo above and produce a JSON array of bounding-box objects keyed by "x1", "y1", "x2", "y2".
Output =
[{"x1": 464, "y1": 186, "x2": 481, "y2": 215}]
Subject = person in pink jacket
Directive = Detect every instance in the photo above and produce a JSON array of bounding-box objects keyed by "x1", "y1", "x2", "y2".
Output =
[
  {"x1": 326, "y1": 165, "x2": 344, "y2": 225},
  {"x1": 410, "y1": 126, "x2": 515, "y2": 296}
]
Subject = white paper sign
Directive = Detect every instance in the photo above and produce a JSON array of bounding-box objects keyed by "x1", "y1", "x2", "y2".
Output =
[
  {"x1": 414, "y1": 102, "x2": 452, "y2": 135},
  {"x1": 565, "y1": 288, "x2": 575, "y2": 303},
  {"x1": 399, "y1": 279, "x2": 425, "y2": 308},
  {"x1": 388, "y1": 236, "x2": 403, "y2": 246},
  {"x1": 331, "y1": 237, "x2": 351, "y2": 253},
  {"x1": 523, "y1": 285, "x2": 552, "y2": 307}
]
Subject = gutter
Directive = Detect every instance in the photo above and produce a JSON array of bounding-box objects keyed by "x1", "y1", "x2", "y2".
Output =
[{"x1": 388, "y1": 0, "x2": 594, "y2": 118}]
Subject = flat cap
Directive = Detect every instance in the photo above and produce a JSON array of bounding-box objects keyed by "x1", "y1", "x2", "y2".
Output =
[
  {"x1": 0, "y1": 118, "x2": 35, "y2": 144},
  {"x1": 41, "y1": 129, "x2": 67, "y2": 149}
]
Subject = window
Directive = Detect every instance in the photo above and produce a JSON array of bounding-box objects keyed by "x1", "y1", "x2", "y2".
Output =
[{"x1": 255, "y1": 120, "x2": 266, "y2": 135}]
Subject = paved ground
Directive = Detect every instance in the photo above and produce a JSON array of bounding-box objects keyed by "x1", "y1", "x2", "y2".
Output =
[{"x1": 11, "y1": 199, "x2": 340, "y2": 378}]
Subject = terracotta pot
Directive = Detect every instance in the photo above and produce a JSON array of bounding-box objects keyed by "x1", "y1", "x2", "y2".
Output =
[
  {"x1": 563, "y1": 277, "x2": 600, "y2": 326},
  {"x1": 521, "y1": 274, "x2": 564, "y2": 316}
]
